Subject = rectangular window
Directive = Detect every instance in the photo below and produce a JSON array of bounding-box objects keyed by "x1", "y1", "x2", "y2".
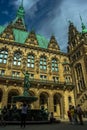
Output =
[
  {"x1": 40, "y1": 75, "x2": 47, "y2": 80},
  {"x1": 3, "y1": 60, "x2": 6, "y2": 64},
  {"x1": 0, "y1": 59, "x2": 2, "y2": 63},
  {"x1": 12, "y1": 71, "x2": 20, "y2": 77},
  {"x1": 0, "y1": 70, "x2": 5, "y2": 76},
  {"x1": 13, "y1": 61, "x2": 16, "y2": 65},
  {"x1": 18, "y1": 62, "x2": 21, "y2": 66},
  {"x1": 53, "y1": 77, "x2": 59, "y2": 82}
]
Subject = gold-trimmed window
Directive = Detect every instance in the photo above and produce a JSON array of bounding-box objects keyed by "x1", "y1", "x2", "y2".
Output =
[
  {"x1": 13, "y1": 52, "x2": 21, "y2": 66},
  {"x1": 51, "y1": 58, "x2": 58, "y2": 72},
  {"x1": 0, "y1": 50, "x2": 8, "y2": 64},
  {"x1": 27, "y1": 54, "x2": 34, "y2": 68},
  {"x1": 40, "y1": 56, "x2": 47, "y2": 70}
]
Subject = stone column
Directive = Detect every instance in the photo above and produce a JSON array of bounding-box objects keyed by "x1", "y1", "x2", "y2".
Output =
[
  {"x1": 48, "y1": 95, "x2": 54, "y2": 113},
  {"x1": 2, "y1": 89, "x2": 8, "y2": 108},
  {"x1": 60, "y1": 97, "x2": 64, "y2": 119}
]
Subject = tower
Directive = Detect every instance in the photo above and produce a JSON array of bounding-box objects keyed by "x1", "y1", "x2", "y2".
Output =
[{"x1": 67, "y1": 18, "x2": 87, "y2": 108}]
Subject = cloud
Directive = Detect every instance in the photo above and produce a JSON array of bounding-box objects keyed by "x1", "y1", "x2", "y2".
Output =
[
  {"x1": 12, "y1": 0, "x2": 87, "y2": 52},
  {"x1": 34, "y1": 0, "x2": 87, "y2": 52}
]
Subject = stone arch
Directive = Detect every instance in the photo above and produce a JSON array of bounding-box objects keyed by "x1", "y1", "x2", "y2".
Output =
[
  {"x1": 51, "y1": 56, "x2": 59, "y2": 62},
  {"x1": 0, "y1": 46, "x2": 9, "y2": 52},
  {"x1": 28, "y1": 90, "x2": 36, "y2": 109},
  {"x1": 27, "y1": 52, "x2": 35, "y2": 57},
  {"x1": 7, "y1": 89, "x2": 20, "y2": 107},
  {"x1": 39, "y1": 54, "x2": 47, "y2": 60},
  {"x1": 53, "y1": 93, "x2": 63, "y2": 118},
  {"x1": 39, "y1": 91, "x2": 49, "y2": 109}
]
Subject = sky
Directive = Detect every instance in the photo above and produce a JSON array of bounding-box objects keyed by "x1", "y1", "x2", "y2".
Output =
[{"x1": 0, "y1": 0, "x2": 87, "y2": 52}]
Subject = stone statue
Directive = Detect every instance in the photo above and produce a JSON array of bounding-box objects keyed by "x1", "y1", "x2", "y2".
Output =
[{"x1": 22, "y1": 71, "x2": 30, "y2": 96}]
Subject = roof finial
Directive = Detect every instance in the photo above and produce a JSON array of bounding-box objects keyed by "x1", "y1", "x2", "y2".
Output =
[
  {"x1": 21, "y1": 0, "x2": 23, "y2": 7},
  {"x1": 79, "y1": 15, "x2": 87, "y2": 33},
  {"x1": 79, "y1": 15, "x2": 86, "y2": 30},
  {"x1": 80, "y1": 15, "x2": 82, "y2": 22}
]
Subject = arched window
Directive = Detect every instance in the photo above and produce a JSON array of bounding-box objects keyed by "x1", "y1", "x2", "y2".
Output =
[
  {"x1": 0, "y1": 50, "x2": 8, "y2": 64},
  {"x1": 52, "y1": 58, "x2": 58, "y2": 71},
  {"x1": 27, "y1": 54, "x2": 34, "y2": 68},
  {"x1": 68, "y1": 96, "x2": 72, "y2": 103},
  {"x1": 40, "y1": 56, "x2": 47, "y2": 70},
  {"x1": 40, "y1": 92, "x2": 48, "y2": 109},
  {"x1": 13, "y1": 52, "x2": 21, "y2": 66}
]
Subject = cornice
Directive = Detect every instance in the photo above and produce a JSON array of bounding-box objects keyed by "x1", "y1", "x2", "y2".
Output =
[{"x1": 0, "y1": 39, "x2": 68, "y2": 57}]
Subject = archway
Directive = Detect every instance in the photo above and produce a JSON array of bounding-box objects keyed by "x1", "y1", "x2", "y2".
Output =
[
  {"x1": 7, "y1": 89, "x2": 19, "y2": 108},
  {"x1": 53, "y1": 93, "x2": 62, "y2": 118},
  {"x1": 40, "y1": 92, "x2": 49, "y2": 109},
  {"x1": 28, "y1": 91, "x2": 36, "y2": 109}
]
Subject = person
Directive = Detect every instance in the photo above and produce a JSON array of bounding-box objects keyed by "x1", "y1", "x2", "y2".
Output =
[
  {"x1": 50, "y1": 112, "x2": 55, "y2": 123},
  {"x1": 77, "y1": 104, "x2": 83, "y2": 125},
  {"x1": 74, "y1": 107, "x2": 78, "y2": 124},
  {"x1": 67, "y1": 108, "x2": 72, "y2": 123},
  {"x1": 20, "y1": 102, "x2": 28, "y2": 128},
  {"x1": 70, "y1": 106, "x2": 75, "y2": 124}
]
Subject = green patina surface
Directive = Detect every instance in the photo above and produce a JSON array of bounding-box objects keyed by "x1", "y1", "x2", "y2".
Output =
[
  {"x1": 13, "y1": 29, "x2": 29, "y2": 44},
  {"x1": 0, "y1": 25, "x2": 49, "y2": 49},
  {"x1": 36, "y1": 34, "x2": 49, "y2": 49},
  {"x1": 0, "y1": 25, "x2": 6, "y2": 34},
  {"x1": 82, "y1": 28, "x2": 87, "y2": 34}
]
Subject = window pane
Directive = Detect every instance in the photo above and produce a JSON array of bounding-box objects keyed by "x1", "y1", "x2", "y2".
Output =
[
  {"x1": 18, "y1": 62, "x2": 21, "y2": 66},
  {"x1": 13, "y1": 61, "x2": 16, "y2": 65},
  {"x1": 0, "y1": 59, "x2": 2, "y2": 63},
  {"x1": 31, "y1": 64, "x2": 34, "y2": 68},
  {"x1": 3, "y1": 60, "x2": 7, "y2": 64}
]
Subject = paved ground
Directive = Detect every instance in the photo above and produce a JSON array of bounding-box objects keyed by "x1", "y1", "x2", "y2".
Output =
[{"x1": 0, "y1": 121, "x2": 87, "y2": 130}]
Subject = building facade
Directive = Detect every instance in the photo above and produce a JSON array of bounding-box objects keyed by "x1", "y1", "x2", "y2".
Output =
[
  {"x1": 68, "y1": 20, "x2": 87, "y2": 111},
  {"x1": 1, "y1": 2, "x2": 86, "y2": 119}
]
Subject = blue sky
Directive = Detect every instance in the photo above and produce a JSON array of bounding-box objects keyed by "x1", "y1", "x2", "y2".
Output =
[{"x1": 0, "y1": 0, "x2": 87, "y2": 52}]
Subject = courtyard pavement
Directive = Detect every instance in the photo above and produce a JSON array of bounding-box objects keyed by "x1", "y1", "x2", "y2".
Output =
[{"x1": 0, "y1": 120, "x2": 87, "y2": 130}]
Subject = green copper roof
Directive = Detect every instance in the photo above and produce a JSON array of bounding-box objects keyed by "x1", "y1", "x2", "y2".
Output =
[
  {"x1": 13, "y1": 29, "x2": 29, "y2": 44},
  {"x1": 0, "y1": 25, "x2": 49, "y2": 49},
  {"x1": 0, "y1": 25, "x2": 6, "y2": 34},
  {"x1": 36, "y1": 34, "x2": 49, "y2": 49}
]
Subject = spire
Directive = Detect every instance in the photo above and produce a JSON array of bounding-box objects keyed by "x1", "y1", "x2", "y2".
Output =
[
  {"x1": 17, "y1": 0, "x2": 25, "y2": 18},
  {"x1": 80, "y1": 15, "x2": 87, "y2": 34},
  {"x1": 12, "y1": 0, "x2": 27, "y2": 31}
]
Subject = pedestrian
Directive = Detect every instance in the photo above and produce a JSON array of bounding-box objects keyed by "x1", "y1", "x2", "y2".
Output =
[
  {"x1": 50, "y1": 112, "x2": 55, "y2": 123},
  {"x1": 77, "y1": 104, "x2": 83, "y2": 125},
  {"x1": 20, "y1": 102, "x2": 28, "y2": 128},
  {"x1": 67, "y1": 108, "x2": 72, "y2": 123},
  {"x1": 74, "y1": 107, "x2": 78, "y2": 124}
]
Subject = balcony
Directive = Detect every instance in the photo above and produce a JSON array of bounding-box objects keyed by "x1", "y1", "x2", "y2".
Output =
[{"x1": 0, "y1": 75, "x2": 75, "y2": 91}]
